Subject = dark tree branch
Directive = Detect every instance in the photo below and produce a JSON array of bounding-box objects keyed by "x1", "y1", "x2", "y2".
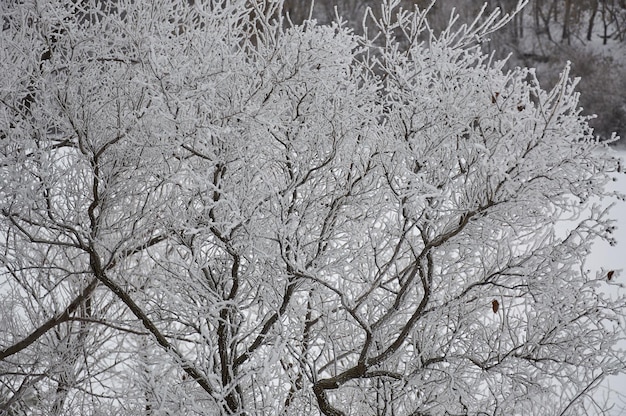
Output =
[{"x1": 0, "y1": 278, "x2": 98, "y2": 360}]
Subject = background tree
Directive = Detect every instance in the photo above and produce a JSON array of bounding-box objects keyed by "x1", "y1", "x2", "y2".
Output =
[
  {"x1": 286, "y1": 0, "x2": 626, "y2": 144},
  {"x1": 1, "y1": 0, "x2": 625, "y2": 415}
]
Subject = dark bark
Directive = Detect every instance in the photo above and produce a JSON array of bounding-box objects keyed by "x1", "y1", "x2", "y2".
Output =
[
  {"x1": 588, "y1": 0, "x2": 599, "y2": 41},
  {"x1": 88, "y1": 248, "x2": 218, "y2": 398},
  {"x1": 562, "y1": 0, "x2": 572, "y2": 43},
  {"x1": 0, "y1": 278, "x2": 98, "y2": 361}
]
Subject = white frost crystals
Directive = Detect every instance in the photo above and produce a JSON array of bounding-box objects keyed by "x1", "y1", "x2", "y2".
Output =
[{"x1": 0, "y1": 0, "x2": 624, "y2": 415}]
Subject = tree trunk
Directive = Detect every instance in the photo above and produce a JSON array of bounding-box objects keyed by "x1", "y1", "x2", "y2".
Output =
[
  {"x1": 588, "y1": 0, "x2": 599, "y2": 40},
  {"x1": 562, "y1": 0, "x2": 572, "y2": 43}
]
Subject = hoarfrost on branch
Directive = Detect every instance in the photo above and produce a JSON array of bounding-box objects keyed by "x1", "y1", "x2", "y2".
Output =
[{"x1": 0, "y1": 1, "x2": 624, "y2": 415}]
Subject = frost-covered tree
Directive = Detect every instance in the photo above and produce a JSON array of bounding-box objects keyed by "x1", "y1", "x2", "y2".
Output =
[{"x1": 1, "y1": 0, "x2": 625, "y2": 415}]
